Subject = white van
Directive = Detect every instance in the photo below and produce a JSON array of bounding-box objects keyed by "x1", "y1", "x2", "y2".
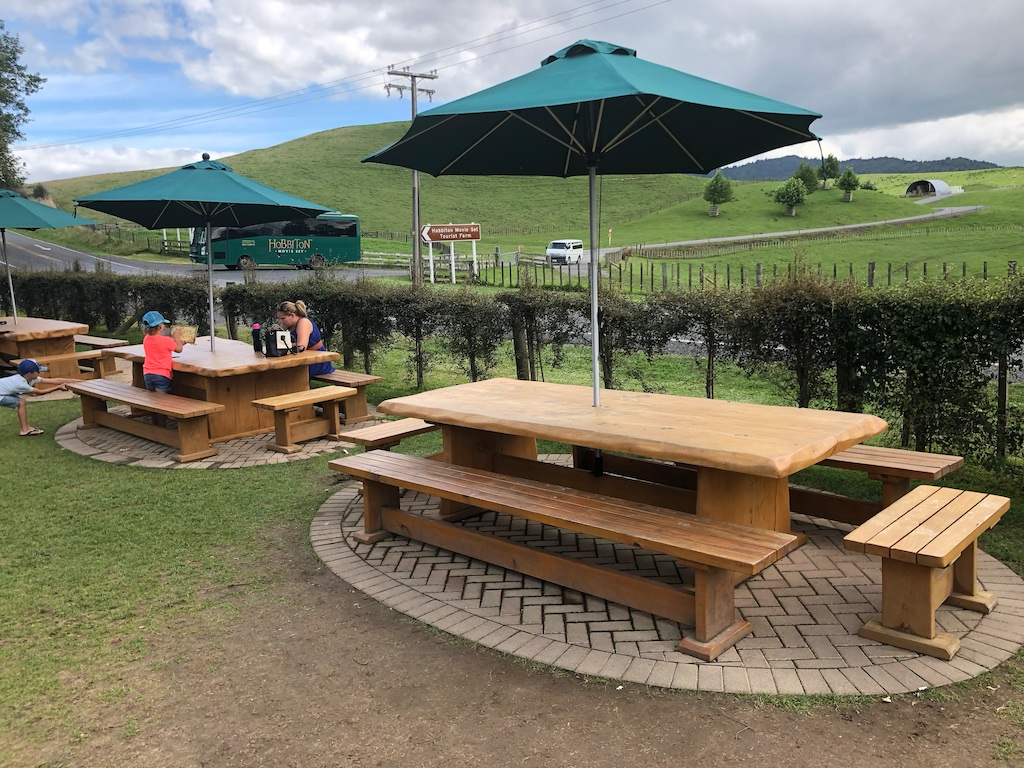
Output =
[{"x1": 545, "y1": 239, "x2": 585, "y2": 265}]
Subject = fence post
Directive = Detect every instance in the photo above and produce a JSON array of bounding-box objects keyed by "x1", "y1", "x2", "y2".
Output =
[
  {"x1": 726, "y1": 264, "x2": 731, "y2": 290},
  {"x1": 887, "y1": 263, "x2": 892, "y2": 286},
  {"x1": 1009, "y1": 261, "x2": 1018, "y2": 277},
  {"x1": 755, "y1": 263, "x2": 762, "y2": 287},
  {"x1": 688, "y1": 263, "x2": 693, "y2": 290},
  {"x1": 661, "y1": 262, "x2": 668, "y2": 290},
  {"x1": 867, "y1": 262, "x2": 875, "y2": 287}
]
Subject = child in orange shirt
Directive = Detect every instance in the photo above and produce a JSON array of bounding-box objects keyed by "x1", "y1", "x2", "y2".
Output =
[{"x1": 141, "y1": 311, "x2": 183, "y2": 393}]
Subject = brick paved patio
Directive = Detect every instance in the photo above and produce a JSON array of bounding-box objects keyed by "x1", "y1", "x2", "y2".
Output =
[{"x1": 312, "y1": 457, "x2": 1024, "y2": 695}]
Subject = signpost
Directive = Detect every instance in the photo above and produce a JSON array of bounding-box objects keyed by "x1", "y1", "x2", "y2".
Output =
[
  {"x1": 420, "y1": 223, "x2": 481, "y2": 283},
  {"x1": 419, "y1": 223, "x2": 481, "y2": 242}
]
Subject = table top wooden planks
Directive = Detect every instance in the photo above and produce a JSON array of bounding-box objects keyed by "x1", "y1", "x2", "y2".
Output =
[
  {"x1": 0, "y1": 316, "x2": 89, "y2": 341},
  {"x1": 378, "y1": 379, "x2": 888, "y2": 479},
  {"x1": 104, "y1": 337, "x2": 339, "y2": 378}
]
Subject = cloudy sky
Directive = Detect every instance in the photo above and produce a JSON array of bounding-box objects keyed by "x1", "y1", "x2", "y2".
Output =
[{"x1": 6, "y1": 0, "x2": 1024, "y2": 182}]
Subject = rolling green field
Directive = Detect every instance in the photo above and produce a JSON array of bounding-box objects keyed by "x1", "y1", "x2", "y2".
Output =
[{"x1": 35, "y1": 122, "x2": 1024, "y2": 278}]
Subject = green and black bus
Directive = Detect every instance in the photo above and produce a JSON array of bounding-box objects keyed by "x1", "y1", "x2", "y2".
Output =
[{"x1": 189, "y1": 211, "x2": 361, "y2": 270}]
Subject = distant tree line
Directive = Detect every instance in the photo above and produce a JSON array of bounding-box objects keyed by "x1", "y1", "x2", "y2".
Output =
[{"x1": 716, "y1": 155, "x2": 1000, "y2": 182}]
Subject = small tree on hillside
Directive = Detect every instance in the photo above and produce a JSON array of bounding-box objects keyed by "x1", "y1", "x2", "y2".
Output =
[
  {"x1": 794, "y1": 162, "x2": 819, "y2": 194},
  {"x1": 837, "y1": 167, "x2": 860, "y2": 201},
  {"x1": 816, "y1": 154, "x2": 841, "y2": 189},
  {"x1": 773, "y1": 177, "x2": 806, "y2": 216},
  {"x1": 702, "y1": 171, "x2": 734, "y2": 216}
]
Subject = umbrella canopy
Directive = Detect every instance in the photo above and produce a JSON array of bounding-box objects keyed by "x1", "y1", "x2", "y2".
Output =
[
  {"x1": 0, "y1": 189, "x2": 98, "y2": 322},
  {"x1": 363, "y1": 39, "x2": 821, "y2": 405},
  {"x1": 75, "y1": 156, "x2": 333, "y2": 349}
]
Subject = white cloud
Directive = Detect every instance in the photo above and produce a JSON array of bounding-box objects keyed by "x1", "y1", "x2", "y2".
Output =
[
  {"x1": 6, "y1": 0, "x2": 1024, "y2": 182},
  {"x1": 17, "y1": 145, "x2": 229, "y2": 183}
]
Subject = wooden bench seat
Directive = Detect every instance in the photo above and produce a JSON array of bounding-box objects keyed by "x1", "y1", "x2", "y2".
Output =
[
  {"x1": 820, "y1": 445, "x2": 964, "y2": 506},
  {"x1": 312, "y1": 370, "x2": 382, "y2": 425},
  {"x1": 252, "y1": 385, "x2": 355, "y2": 453},
  {"x1": 843, "y1": 484, "x2": 1010, "y2": 660},
  {"x1": 69, "y1": 379, "x2": 224, "y2": 462},
  {"x1": 330, "y1": 450, "x2": 800, "y2": 661},
  {"x1": 74, "y1": 334, "x2": 130, "y2": 350},
  {"x1": 343, "y1": 418, "x2": 439, "y2": 450},
  {"x1": 15, "y1": 350, "x2": 117, "y2": 380}
]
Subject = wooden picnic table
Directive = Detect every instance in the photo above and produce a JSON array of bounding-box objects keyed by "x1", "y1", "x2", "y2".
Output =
[
  {"x1": 0, "y1": 316, "x2": 90, "y2": 378},
  {"x1": 378, "y1": 378, "x2": 889, "y2": 535},
  {"x1": 104, "y1": 337, "x2": 339, "y2": 442}
]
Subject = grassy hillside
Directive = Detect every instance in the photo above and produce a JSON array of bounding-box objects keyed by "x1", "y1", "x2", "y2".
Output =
[
  {"x1": 38, "y1": 123, "x2": 1024, "y2": 259},
  {"x1": 42, "y1": 121, "x2": 707, "y2": 240}
]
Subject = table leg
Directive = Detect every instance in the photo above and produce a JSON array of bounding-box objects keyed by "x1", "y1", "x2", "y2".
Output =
[
  {"x1": 696, "y1": 466, "x2": 793, "y2": 535},
  {"x1": 440, "y1": 425, "x2": 537, "y2": 518}
]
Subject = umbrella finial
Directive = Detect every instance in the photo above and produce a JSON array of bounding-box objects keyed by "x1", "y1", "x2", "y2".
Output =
[{"x1": 202, "y1": 153, "x2": 210, "y2": 161}]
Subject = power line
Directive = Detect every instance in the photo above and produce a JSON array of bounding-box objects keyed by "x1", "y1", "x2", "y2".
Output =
[{"x1": 16, "y1": 0, "x2": 670, "y2": 151}]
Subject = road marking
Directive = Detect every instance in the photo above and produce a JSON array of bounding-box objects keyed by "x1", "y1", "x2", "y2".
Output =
[{"x1": 34, "y1": 244, "x2": 52, "y2": 251}]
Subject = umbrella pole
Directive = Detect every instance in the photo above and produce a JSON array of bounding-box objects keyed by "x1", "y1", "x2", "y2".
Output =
[
  {"x1": 588, "y1": 166, "x2": 600, "y2": 408},
  {"x1": 1, "y1": 229, "x2": 17, "y2": 323},
  {"x1": 206, "y1": 222, "x2": 215, "y2": 351}
]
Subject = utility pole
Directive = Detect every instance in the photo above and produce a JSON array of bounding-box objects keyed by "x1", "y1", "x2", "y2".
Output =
[{"x1": 387, "y1": 67, "x2": 437, "y2": 288}]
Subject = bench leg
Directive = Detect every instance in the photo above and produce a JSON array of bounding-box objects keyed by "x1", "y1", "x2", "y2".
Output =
[
  {"x1": 78, "y1": 394, "x2": 107, "y2": 429},
  {"x1": 341, "y1": 388, "x2": 375, "y2": 425},
  {"x1": 268, "y1": 409, "x2": 302, "y2": 453},
  {"x1": 946, "y1": 541, "x2": 998, "y2": 613},
  {"x1": 677, "y1": 566, "x2": 752, "y2": 662},
  {"x1": 321, "y1": 399, "x2": 343, "y2": 439},
  {"x1": 93, "y1": 356, "x2": 117, "y2": 379},
  {"x1": 871, "y1": 474, "x2": 910, "y2": 508},
  {"x1": 859, "y1": 557, "x2": 960, "y2": 660},
  {"x1": 353, "y1": 479, "x2": 398, "y2": 545},
  {"x1": 175, "y1": 416, "x2": 218, "y2": 463}
]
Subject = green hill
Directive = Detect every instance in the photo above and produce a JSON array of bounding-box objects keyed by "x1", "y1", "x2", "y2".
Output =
[{"x1": 38, "y1": 122, "x2": 1024, "y2": 254}]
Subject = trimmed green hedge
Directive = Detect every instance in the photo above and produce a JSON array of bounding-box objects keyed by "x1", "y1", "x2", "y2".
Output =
[{"x1": 7, "y1": 268, "x2": 1023, "y2": 465}]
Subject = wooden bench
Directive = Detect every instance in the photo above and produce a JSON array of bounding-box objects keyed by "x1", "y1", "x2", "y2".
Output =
[
  {"x1": 330, "y1": 450, "x2": 800, "y2": 661},
  {"x1": 15, "y1": 350, "x2": 117, "y2": 380},
  {"x1": 820, "y1": 445, "x2": 964, "y2": 506},
  {"x1": 312, "y1": 370, "x2": 382, "y2": 425},
  {"x1": 69, "y1": 379, "x2": 224, "y2": 462},
  {"x1": 343, "y1": 418, "x2": 439, "y2": 450},
  {"x1": 74, "y1": 334, "x2": 130, "y2": 350},
  {"x1": 843, "y1": 484, "x2": 1010, "y2": 660},
  {"x1": 252, "y1": 385, "x2": 356, "y2": 453}
]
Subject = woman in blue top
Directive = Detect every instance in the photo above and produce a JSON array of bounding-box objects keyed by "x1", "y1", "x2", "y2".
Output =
[{"x1": 275, "y1": 300, "x2": 336, "y2": 378}]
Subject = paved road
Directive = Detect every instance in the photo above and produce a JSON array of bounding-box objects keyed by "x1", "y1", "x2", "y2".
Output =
[{"x1": 1, "y1": 230, "x2": 403, "y2": 286}]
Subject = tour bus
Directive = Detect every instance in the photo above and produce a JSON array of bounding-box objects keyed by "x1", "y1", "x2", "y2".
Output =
[{"x1": 189, "y1": 211, "x2": 361, "y2": 270}]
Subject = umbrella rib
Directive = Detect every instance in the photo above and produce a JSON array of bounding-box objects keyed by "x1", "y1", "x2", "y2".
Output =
[
  {"x1": 604, "y1": 98, "x2": 704, "y2": 169},
  {"x1": 735, "y1": 110, "x2": 817, "y2": 139}
]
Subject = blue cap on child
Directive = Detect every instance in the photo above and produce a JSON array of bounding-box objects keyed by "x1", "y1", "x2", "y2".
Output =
[
  {"x1": 17, "y1": 359, "x2": 42, "y2": 374},
  {"x1": 141, "y1": 310, "x2": 169, "y2": 328}
]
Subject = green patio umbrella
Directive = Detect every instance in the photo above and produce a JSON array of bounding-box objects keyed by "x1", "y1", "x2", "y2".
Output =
[
  {"x1": 364, "y1": 39, "x2": 821, "y2": 406},
  {"x1": 0, "y1": 189, "x2": 98, "y2": 323},
  {"x1": 75, "y1": 155, "x2": 332, "y2": 350}
]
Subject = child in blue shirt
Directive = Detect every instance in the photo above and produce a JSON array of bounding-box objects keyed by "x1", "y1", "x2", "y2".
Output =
[{"x1": 0, "y1": 359, "x2": 78, "y2": 436}]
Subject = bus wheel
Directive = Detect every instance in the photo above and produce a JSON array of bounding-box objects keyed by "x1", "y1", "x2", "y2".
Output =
[
  {"x1": 225, "y1": 264, "x2": 238, "y2": 271},
  {"x1": 309, "y1": 254, "x2": 326, "y2": 269},
  {"x1": 237, "y1": 255, "x2": 255, "y2": 269}
]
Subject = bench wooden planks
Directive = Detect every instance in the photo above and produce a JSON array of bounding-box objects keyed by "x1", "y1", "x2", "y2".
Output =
[
  {"x1": 342, "y1": 418, "x2": 439, "y2": 450},
  {"x1": 844, "y1": 484, "x2": 1010, "y2": 659},
  {"x1": 74, "y1": 335, "x2": 130, "y2": 350},
  {"x1": 331, "y1": 450, "x2": 799, "y2": 660},
  {"x1": 312, "y1": 370, "x2": 381, "y2": 425},
  {"x1": 820, "y1": 445, "x2": 964, "y2": 506},
  {"x1": 252, "y1": 385, "x2": 355, "y2": 453},
  {"x1": 69, "y1": 379, "x2": 224, "y2": 462}
]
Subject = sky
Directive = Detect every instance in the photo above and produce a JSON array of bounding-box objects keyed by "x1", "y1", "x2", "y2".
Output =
[{"x1": 5, "y1": 0, "x2": 1024, "y2": 183}]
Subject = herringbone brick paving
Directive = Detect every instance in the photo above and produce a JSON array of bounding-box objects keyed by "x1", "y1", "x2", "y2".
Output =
[{"x1": 312, "y1": 457, "x2": 1024, "y2": 694}]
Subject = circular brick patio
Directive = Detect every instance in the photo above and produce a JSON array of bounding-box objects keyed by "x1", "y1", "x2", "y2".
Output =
[{"x1": 312, "y1": 457, "x2": 1024, "y2": 695}]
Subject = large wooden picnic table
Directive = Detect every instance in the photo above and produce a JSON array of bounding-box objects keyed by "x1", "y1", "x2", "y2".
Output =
[
  {"x1": 0, "y1": 316, "x2": 89, "y2": 378},
  {"x1": 378, "y1": 378, "x2": 889, "y2": 535},
  {"x1": 104, "y1": 337, "x2": 339, "y2": 442}
]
